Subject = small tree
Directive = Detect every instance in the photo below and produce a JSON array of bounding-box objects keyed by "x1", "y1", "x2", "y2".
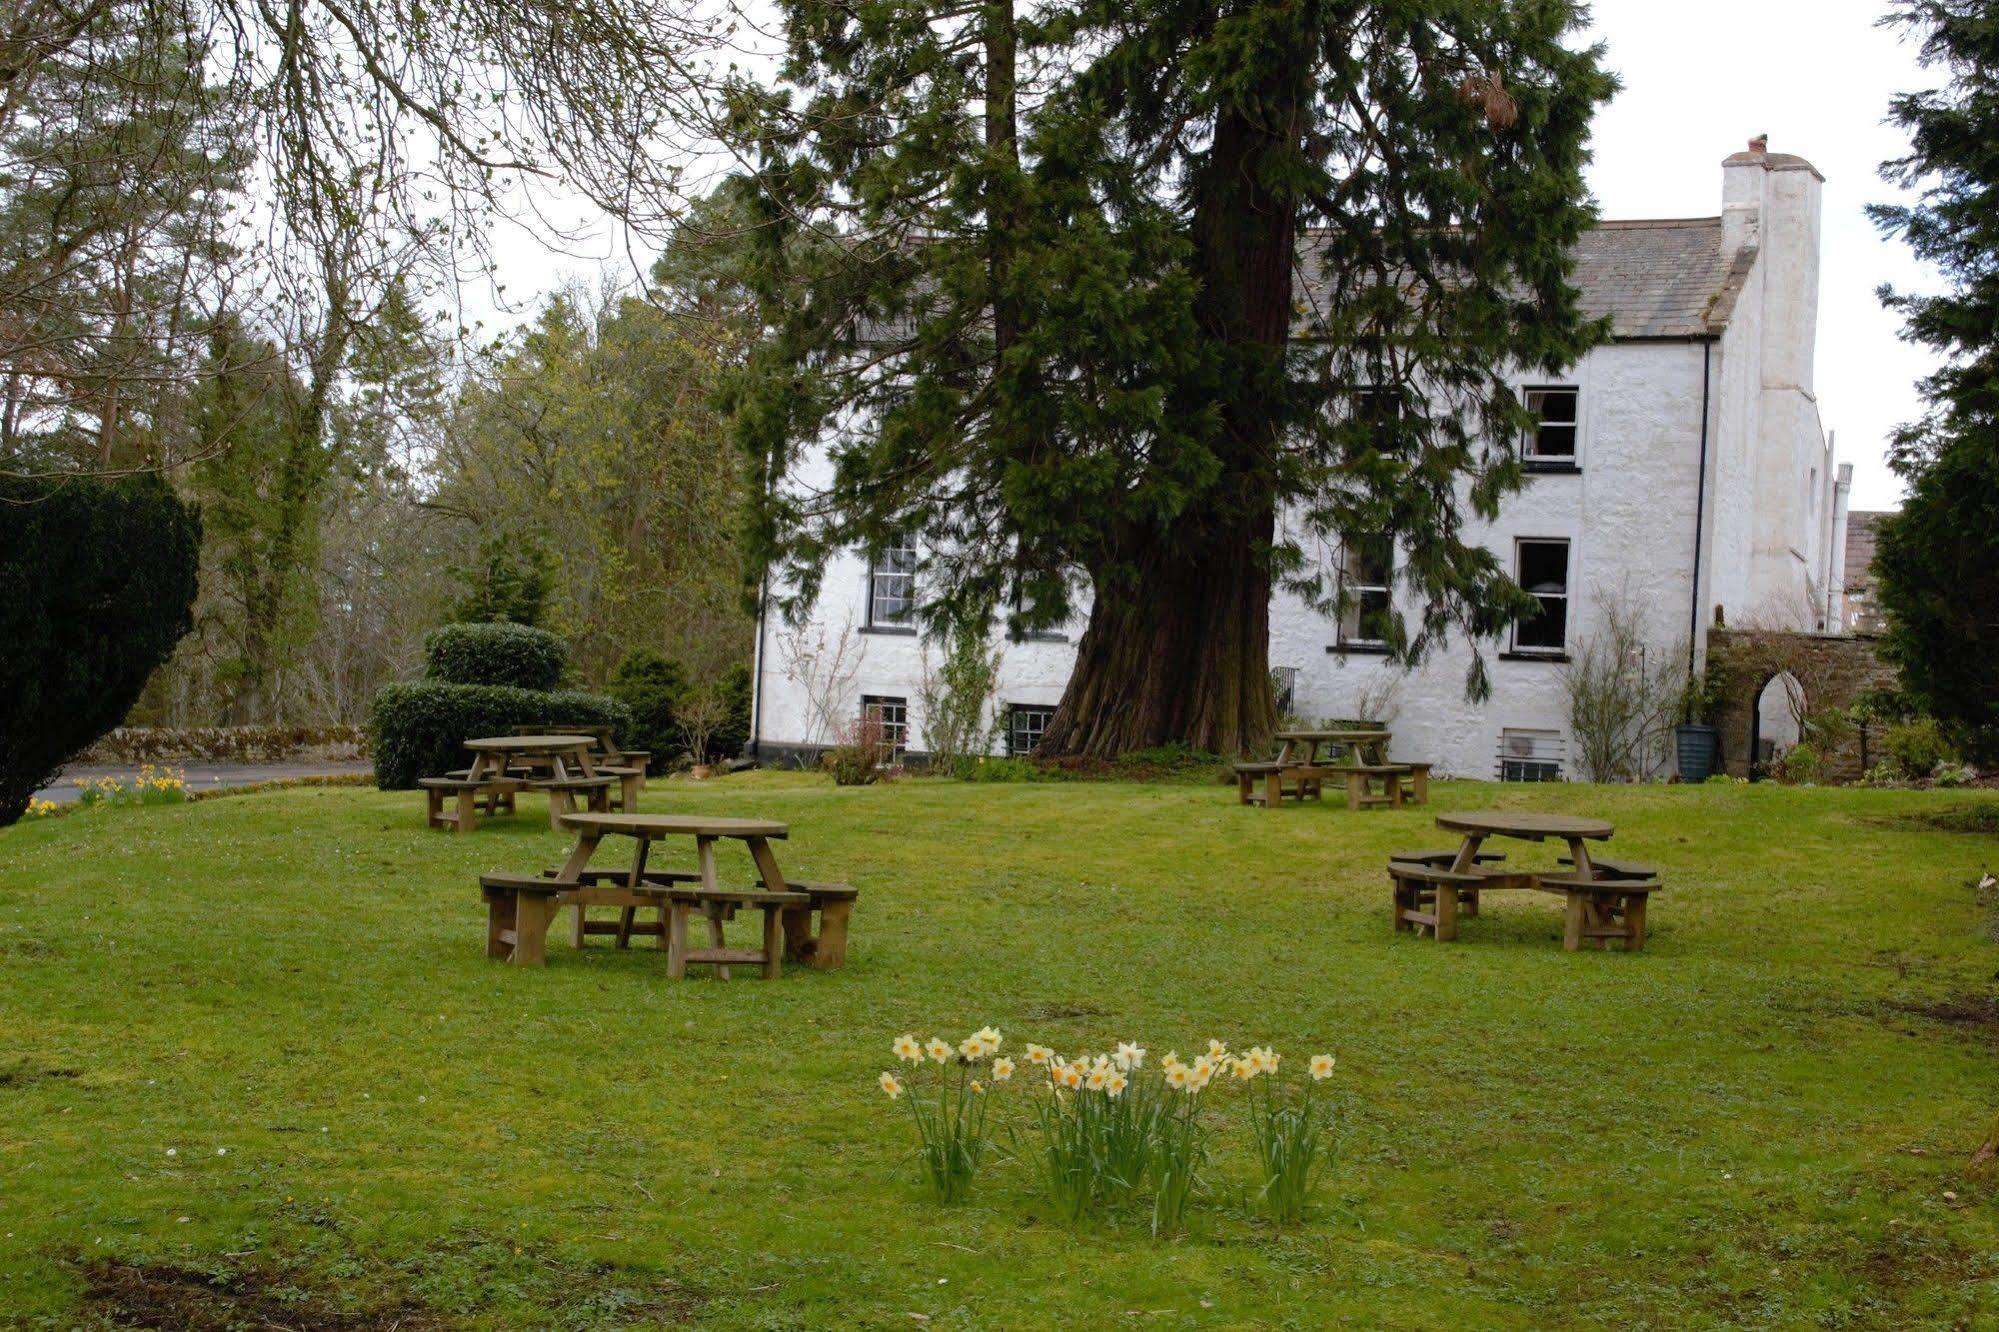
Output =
[
  {"x1": 777, "y1": 614, "x2": 863, "y2": 747},
  {"x1": 915, "y1": 624, "x2": 1003, "y2": 770},
  {"x1": 0, "y1": 475, "x2": 201, "y2": 823},
  {"x1": 1560, "y1": 592, "x2": 1685, "y2": 783},
  {"x1": 677, "y1": 682, "x2": 733, "y2": 770}
]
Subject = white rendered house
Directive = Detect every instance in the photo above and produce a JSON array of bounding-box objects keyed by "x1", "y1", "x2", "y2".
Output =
[{"x1": 748, "y1": 139, "x2": 1851, "y2": 779}]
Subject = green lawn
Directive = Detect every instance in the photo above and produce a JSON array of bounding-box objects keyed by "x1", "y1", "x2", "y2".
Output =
[{"x1": 3, "y1": 774, "x2": 1997, "y2": 1328}]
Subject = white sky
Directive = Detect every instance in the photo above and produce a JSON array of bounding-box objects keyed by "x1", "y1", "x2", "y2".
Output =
[
  {"x1": 476, "y1": 0, "x2": 1936, "y2": 513},
  {"x1": 1580, "y1": 0, "x2": 1934, "y2": 511}
]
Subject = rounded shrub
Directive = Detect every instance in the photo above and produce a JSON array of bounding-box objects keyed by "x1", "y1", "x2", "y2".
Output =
[
  {"x1": 370, "y1": 682, "x2": 632, "y2": 788},
  {"x1": 422, "y1": 622, "x2": 569, "y2": 692},
  {"x1": 0, "y1": 474, "x2": 201, "y2": 824}
]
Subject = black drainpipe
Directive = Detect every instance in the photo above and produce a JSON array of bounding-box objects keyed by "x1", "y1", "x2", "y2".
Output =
[{"x1": 1687, "y1": 337, "x2": 1714, "y2": 683}]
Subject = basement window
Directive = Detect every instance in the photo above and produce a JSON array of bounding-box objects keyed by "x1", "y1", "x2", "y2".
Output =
[
  {"x1": 1007, "y1": 704, "x2": 1055, "y2": 757},
  {"x1": 1521, "y1": 386, "x2": 1579, "y2": 469},
  {"x1": 862, "y1": 695, "x2": 908, "y2": 754},
  {"x1": 1498, "y1": 728, "x2": 1564, "y2": 782}
]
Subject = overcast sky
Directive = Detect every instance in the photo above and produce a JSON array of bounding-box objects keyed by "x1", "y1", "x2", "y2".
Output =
[
  {"x1": 479, "y1": 0, "x2": 1936, "y2": 512},
  {"x1": 1580, "y1": 0, "x2": 1935, "y2": 511}
]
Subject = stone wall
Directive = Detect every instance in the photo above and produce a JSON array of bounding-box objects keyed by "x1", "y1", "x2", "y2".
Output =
[{"x1": 1708, "y1": 628, "x2": 1899, "y2": 782}]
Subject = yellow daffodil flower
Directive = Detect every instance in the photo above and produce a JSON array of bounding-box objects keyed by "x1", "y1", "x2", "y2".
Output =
[
  {"x1": 1309, "y1": 1053, "x2": 1336, "y2": 1081},
  {"x1": 892, "y1": 1034, "x2": 923, "y2": 1064},
  {"x1": 879, "y1": 1071, "x2": 903, "y2": 1099},
  {"x1": 991, "y1": 1057, "x2": 1014, "y2": 1082}
]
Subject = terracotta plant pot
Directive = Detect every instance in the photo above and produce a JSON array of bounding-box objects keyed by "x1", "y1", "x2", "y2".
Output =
[{"x1": 688, "y1": 763, "x2": 713, "y2": 780}]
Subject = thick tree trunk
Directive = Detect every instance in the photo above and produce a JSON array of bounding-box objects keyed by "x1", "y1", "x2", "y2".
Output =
[
  {"x1": 1041, "y1": 504, "x2": 1278, "y2": 755},
  {"x1": 1038, "y1": 56, "x2": 1304, "y2": 759}
]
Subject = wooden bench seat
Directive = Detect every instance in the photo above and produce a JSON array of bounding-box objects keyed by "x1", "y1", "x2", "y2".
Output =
[
  {"x1": 1389, "y1": 848, "x2": 1505, "y2": 867},
  {"x1": 421, "y1": 775, "x2": 521, "y2": 832},
  {"x1": 479, "y1": 872, "x2": 569, "y2": 964},
  {"x1": 662, "y1": 887, "x2": 811, "y2": 980},
  {"x1": 1387, "y1": 860, "x2": 1486, "y2": 938},
  {"x1": 753, "y1": 877, "x2": 860, "y2": 969},
  {"x1": 1396, "y1": 761, "x2": 1433, "y2": 805},
  {"x1": 1234, "y1": 761, "x2": 1292, "y2": 807},
  {"x1": 1557, "y1": 855, "x2": 1659, "y2": 880},
  {"x1": 1535, "y1": 876, "x2": 1659, "y2": 952},
  {"x1": 1339, "y1": 763, "x2": 1409, "y2": 811},
  {"x1": 526, "y1": 774, "x2": 617, "y2": 829}
]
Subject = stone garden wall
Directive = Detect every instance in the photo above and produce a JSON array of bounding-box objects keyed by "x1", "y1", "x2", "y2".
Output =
[{"x1": 1707, "y1": 629, "x2": 1899, "y2": 782}]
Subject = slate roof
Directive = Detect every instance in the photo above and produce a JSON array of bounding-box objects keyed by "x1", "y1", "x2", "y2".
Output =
[
  {"x1": 1295, "y1": 215, "x2": 1748, "y2": 341},
  {"x1": 1570, "y1": 217, "x2": 1746, "y2": 339}
]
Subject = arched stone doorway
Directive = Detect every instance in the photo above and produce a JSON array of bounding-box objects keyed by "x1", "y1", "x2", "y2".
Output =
[
  {"x1": 1708, "y1": 629, "x2": 1899, "y2": 782},
  {"x1": 1748, "y1": 670, "x2": 1804, "y2": 778}
]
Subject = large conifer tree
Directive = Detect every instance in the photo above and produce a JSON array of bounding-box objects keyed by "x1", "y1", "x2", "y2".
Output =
[
  {"x1": 733, "y1": 0, "x2": 1613, "y2": 756},
  {"x1": 1869, "y1": 0, "x2": 1999, "y2": 763}
]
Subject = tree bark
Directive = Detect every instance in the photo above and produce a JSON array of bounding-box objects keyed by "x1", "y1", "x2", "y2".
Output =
[
  {"x1": 1038, "y1": 54, "x2": 1303, "y2": 759},
  {"x1": 1041, "y1": 504, "x2": 1278, "y2": 755}
]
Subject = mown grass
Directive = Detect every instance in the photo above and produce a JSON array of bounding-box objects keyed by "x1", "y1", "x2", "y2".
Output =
[{"x1": 2, "y1": 773, "x2": 1997, "y2": 1327}]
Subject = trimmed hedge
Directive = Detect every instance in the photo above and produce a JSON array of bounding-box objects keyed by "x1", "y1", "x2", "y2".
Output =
[
  {"x1": 371, "y1": 682, "x2": 632, "y2": 789},
  {"x1": 0, "y1": 474, "x2": 201, "y2": 824},
  {"x1": 422, "y1": 622, "x2": 569, "y2": 691}
]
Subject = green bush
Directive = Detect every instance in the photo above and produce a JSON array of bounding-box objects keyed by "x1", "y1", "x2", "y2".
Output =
[
  {"x1": 1771, "y1": 741, "x2": 1822, "y2": 786},
  {"x1": 707, "y1": 663, "x2": 754, "y2": 762},
  {"x1": 1883, "y1": 717, "x2": 1955, "y2": 780},
  {"x1": 608, "y1": 649, "x2": 687, "y2": 772},
  {"x1": 370, "y1": 682, "x2": 631, "y2": 788},
  {"x1": 422, "y1": 622, "x2": 569, "y2": 691},
  {"x1": 0, "y1": 474, "x2": 201, "y2": 825}
]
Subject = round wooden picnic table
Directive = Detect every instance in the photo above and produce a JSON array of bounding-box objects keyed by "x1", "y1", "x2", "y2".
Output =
[
  {"x1": 1435, "y1": 811, "x2": 1614, "y2": 841},
  {"x1": 551, "y1": 812, "x2": 833, "y2": 978},
  {"x1": 1435, "y1": 809, "x2": 1614, "y2": 879},
  {"x1": 1273, "y1": 728, "x2": 1390, "y2": 765}
]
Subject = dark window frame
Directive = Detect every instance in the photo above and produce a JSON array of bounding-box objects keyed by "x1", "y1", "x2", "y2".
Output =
[
  {"x1": 1511, "y1": 538, "x2": 1571, "y2": 656},
  {"x1": 861, "y1": 694, "x2": 909, "y2": 754},
  {"x1": 1006, "y1": 703, "x2": 1055, "y2": 756}
]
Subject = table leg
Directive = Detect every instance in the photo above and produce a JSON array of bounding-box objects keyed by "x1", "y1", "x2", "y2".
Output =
[
  {"x1": 456, "y1": 788, "x2": 476, "y2": 834},
  {"x1": 1448, "y1": 834, "x2": 1485, "y2": 875},
  {"x1": 556, "y1": 833, "x2": 600, "y2": 884},
  {"x1": 747, "y1": 838, "x2": 788, "y2": 892},
  {"x1": 1567, "y1": 837, "x2": 1597, "y2": 881},
  {"x1": 1344, "y1": 771, "x2": 1363, "y2": 811},
  {"x1": 665, "y1": 899, "x2": 689, "y2": 978},
  {"x1": 1264, "y1": 770, "x2": 1281, "y2": 809},
  {"x1": 619, "y1": 772, "x2": 640, "y2": 813},
  {"x1": 694, "y1": 836, "x2": 727, "y2": 979},
  {"x1": 706, "y1": 903, "x2": 731, "y2": 981}
]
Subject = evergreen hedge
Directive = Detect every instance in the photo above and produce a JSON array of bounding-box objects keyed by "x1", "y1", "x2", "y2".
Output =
[
  {"x1": 0, "y1": 474, "x2": 201, "y2": 824},
  {"x1": 422, "y1": 622, "x2": 569, "y2": 691},
  {"x1": 370, "y1": 683, "x2": 632, "y2": 789}
]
